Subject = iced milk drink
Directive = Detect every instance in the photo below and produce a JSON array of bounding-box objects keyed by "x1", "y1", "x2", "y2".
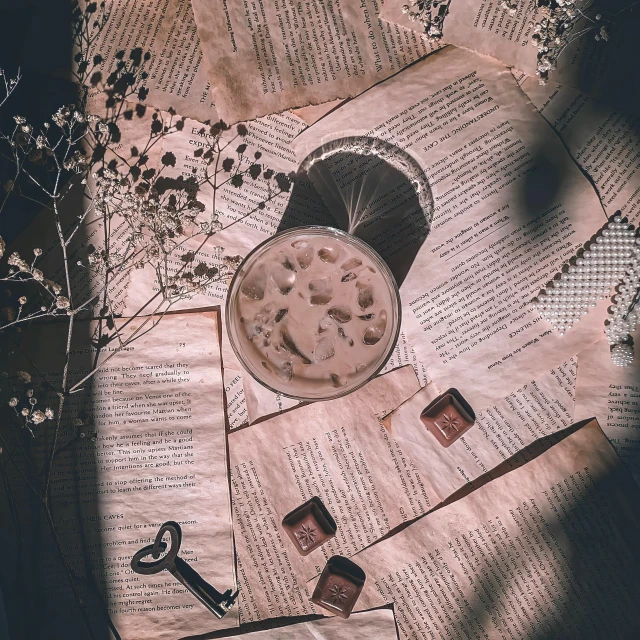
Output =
[{"x1": 227, "y1": 228, "x2": 400, "y2": 400}]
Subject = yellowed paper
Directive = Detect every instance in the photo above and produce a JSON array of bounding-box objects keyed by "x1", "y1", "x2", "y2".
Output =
[
  {"x1": 228, "y1": 366, "x2": 431, "y2": 623},
  {"x1": 224, "y1": 367, "x2": 249, "y2": 429},
  {"x1": 191, "y1": 0, "x2": 438, "y2": 123},
  {"x1": 292, "y1": 46, "x2": 609, "y2": 411},
  {"x1": 291, "y1": 100, "x2": 346, "y2": 126},
  {"x1": 121, "y1": 111, "x2": 331, "y2": 423},
  {"x1": 382, "y1": 0, "x2": 640, "y2": 111},
  {"x1": 223, "y1": 608, "x2": 399, "y2": 639},
  {"x1": 82, "y1": 0, "x2": 217, "y2": 122},
  {"x1": 345, "y1": 419, "x2": 640, "y2": 638},
  {"x1": 122, "y1": 112, "x2": 431, "y2": 423},
  {"x1": 575, "y1": 339, "x2": 640, "y2": 485},
  {"x1": 518, "y1": 77, "x2": 640, "y2": 223},
  {"x1": 4, "y1": 312, "x2": 237, "y2": 638},
  {"x1": 389, "y1": 359, "x2": 576, "y2": 506}
]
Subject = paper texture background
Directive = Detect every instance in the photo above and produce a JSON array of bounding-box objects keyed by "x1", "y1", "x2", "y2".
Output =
[
  {"x1": 381, "y1": 0, "x2": 640, "y2": 112},
  {"x1": 191, "y1": 0, "x2": 437, "y2": 123},
  {"x1": 79, "y1": 0, "x2": 218, "y2": 122},
  {"x1": 345, "y1": 419, "x2": 640, "y2": 639},
  {"x1": 292, "y1": 46, "x2": 609, "y2": 410},
  {"x1": 388, "y1": 359, "x2": 576, "y2": 504},
  {"x1": 2, "y1": 312, "x2": 237, "y2": 638},
  {"x1": 518, "y1": 77, "x2": 640, "y2": 223},
  {"x1": 227, "y1": 366, "x2": 430, "y2": 623},
  {"x1": 575, "y1": 339, "x2": 640, "y2": 486},
  {"x1": 224, "y1": 608, "x2": 398, "y2": 640}
]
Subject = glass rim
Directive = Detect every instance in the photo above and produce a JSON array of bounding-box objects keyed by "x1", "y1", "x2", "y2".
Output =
[{"x1": 225, "y1": 225, "x2": 402, "y2": 402}]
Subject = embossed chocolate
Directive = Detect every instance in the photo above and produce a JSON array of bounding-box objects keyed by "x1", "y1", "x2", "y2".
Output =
[
  {"x1": 311, "y1": 556, "x2": 365, "y2": 618},
  {"x1": 420, "y1": 389, "x2": 475, "y2": 448},
  {"x1": 281, "y1": 496, "x2": 337, "y2": 555}
]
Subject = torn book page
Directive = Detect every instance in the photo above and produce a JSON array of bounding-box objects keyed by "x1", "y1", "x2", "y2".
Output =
[
  {"x1": 292, "y1": 45, "x2": 609, "y2": 411},
  {"x1": 191, "y1": 0, "x2": 439, "y2": 123}
]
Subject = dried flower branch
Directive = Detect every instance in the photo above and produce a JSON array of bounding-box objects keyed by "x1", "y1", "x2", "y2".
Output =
[
  {"x1": 0, "y1": 4, "x2": 293, "y2": 639},
  {"x1": 526, "y1": 0, "x2": 636, "y2": 85},
  {"x1": 402, "y1": 0, "x2": 451, "y2": 40}
]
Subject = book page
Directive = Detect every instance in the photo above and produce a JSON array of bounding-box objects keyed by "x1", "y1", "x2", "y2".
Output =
[
  {"x1": 381, "y1": 0, "x2": 640, "y2": 112},
  {"x1": 191, "y1": 0, "x2": 438, "y2": 123},
  {"x1": 344, "y1": 419, "x2": 640, "y2": 639},
  {"x1": 122, "y1": 112, "x2": 431, "y2": 424},
  {"x1": 224, "y1": 608, "x2": 399, "y2": 639},
  {"x1": 575, "y1": 339, "x2": 640, "y2": 486},
  {"x1": 1, "y1": 312, "x2": 237, "y2": 638},
  {"x1": 292, "y1": 45, "x2": 609, "y2": 411},
  {"x1": 388, "y1": 359, "x2": 576, "y2": 504},
  {"x1": 227, "y1": 366, "x2": 432, "y2": 623},
  {"x1": 121, "y1": 111, "x2": 331, "y2": 424},
  {"x1": 81, "y1": 0, "x2": 217, "y2": 122},
  {"x1": 518, "y1": 77, "x2": 640, "y2": 223}
]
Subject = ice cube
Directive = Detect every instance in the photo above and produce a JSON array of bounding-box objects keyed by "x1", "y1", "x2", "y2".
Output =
[
  {"x1": 341, "y1": 272, "x2": 357, "y2": 282},
  {"x1": 355, "y1": 363, "x2": 367, "y2": 373},
  {"x1": 278, "y1": 251, "x2": 297, "y2": 272},
  {"x1": 281, "y1": 326, "x2": 312, "y2": 364},
  {"x1": 363, "y1": 310, "x2": 387, "y2": 345},
  {"x1": 318, "y1": 246, "x2": 341, "y2": 263},
  {"x1": 245, "y1": 321, "x2": 262, "y2": 340},
  {"x1": 241, "y1": 264, "x2": 267, "y2": 300},
  {"x1": 292, "y1": 240, "x2": 314, "y2": 270},
  {"x1": 254, "y1": 302, "x2": 277, "y2": 325},
  {"x1": 356, "y1": 282, "x2": 374, "y2": 309},
  {"x1": 358, "y1": 313, "x2": 375, "y2": 321},
  {"x1": 328, "y1": 306, "x2": 352, "y2": 323},
  {"x1": 272, "y1": 262, "x2": 297, "y2": 295},
  {"x1": 309, "y1": 277, "x2": 333, "y2": 305},
  {"x1": 318, "y1": 317, "x2": 333, "y2": 333},
  {"x1": 341, "y1": 257, "x2": 362, "y2": 271},
  {"x1": 275, "y1": 308, "x2": 288, "y2": 323},
  {"x1": 330, "y1": 373, "x2": 347, "y2": 388},
  {"x1": 276, "y1": 361, "x2": 293, "y2": 382},
  {"x1": 314, "y1": 337, "x2": 335, "y2": 362}
]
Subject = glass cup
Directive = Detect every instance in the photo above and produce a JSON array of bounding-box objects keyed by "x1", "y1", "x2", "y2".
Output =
[{"x1": 226, "y1": 226, "x2": 401, "y2": 401}]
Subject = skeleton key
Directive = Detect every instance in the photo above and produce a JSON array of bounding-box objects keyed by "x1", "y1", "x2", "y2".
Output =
[{"x1": 131, "y1": 521, "x2": 238, "y2": 619}]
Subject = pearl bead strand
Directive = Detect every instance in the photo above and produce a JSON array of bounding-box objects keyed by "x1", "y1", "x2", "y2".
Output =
[{"x1": 532, "y1": 217, "x2": 639, "y2": 339}]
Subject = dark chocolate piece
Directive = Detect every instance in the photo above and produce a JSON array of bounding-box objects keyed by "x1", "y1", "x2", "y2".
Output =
[
  {"x1": 311, "y1": 556, "x2": 365, "y2": 618},
  {"x1": 420, "y1": 388, "x2": 475, "y2": 448},
  {"x1": 281, "y1": 496, "x2": 337, "y2": 555}
]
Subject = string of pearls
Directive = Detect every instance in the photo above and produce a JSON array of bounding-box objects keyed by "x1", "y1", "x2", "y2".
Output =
[
  {"x1": 605, "y1": 216, "x2": 640, "y2": 365},
  {"x1": 532, "y1": 216, "x2": 639, "y2": 337}
]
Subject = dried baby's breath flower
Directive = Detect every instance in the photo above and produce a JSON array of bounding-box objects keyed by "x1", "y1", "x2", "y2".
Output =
[
  {"x1": 56, "y1": 296, "x2": 70, "y2": 309},
  {"x1": 45, "y1": 407, "x2": 54, "y2": 419},
  {"x1": 401, "y1": 0, "x2": 450, "y2": 39},
  {"x1": 17, "y1": 370, "x2": 31, "y2": 383},
  {"x1": 8, "y1": 397, "x2": 18, "y2": 407},
  {"x1": 7, "y1": 252, "x2": 30, "y2": 272},
  {"x1": 20, "y1": 408, "x2": 29, "y2": 416},
  {"x1": 32, "y1": 268, "x2": 44, "y2": 281},
  {"x1": 223, "y1": 255, "x2": 243, "y2": 270},
  {"x1": 18, "y1": 296, "x2": 27, "y2": 305},
  {"x1": 31, "y1": 410, "x2": 46, "y2": 425}
]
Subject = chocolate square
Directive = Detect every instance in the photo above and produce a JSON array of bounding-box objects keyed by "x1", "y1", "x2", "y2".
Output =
[
  {"x1": 420, "y1": 388, "x2": 475, "y2": 448},
  {"x1": 311, "y1": 556, "x2": 365, "y2": 618},
  {"x1": 282, "y1": 496, "x2": 337, "y2": 555}
]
